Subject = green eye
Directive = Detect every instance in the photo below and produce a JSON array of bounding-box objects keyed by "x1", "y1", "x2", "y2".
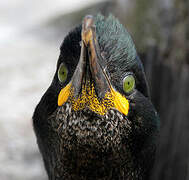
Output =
[
  {"x1": 123, "y1": 75, "x2": 135, "y2": 93},
  {"x1": 58, "y1": 63, "x2": 68, "y2": 83}
]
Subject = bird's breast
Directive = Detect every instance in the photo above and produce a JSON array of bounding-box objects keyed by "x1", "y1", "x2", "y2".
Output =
[{"x1": 46, "y1": 103, "x2": 136, "y2": 179}]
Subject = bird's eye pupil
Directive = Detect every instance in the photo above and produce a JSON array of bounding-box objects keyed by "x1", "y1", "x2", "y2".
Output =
[
  {"x1": 123, "y1": 75, "x2": 135, "y2": 94},
  {"x1": 58, "y1": 63, "x2": 68, "y2": 83}
]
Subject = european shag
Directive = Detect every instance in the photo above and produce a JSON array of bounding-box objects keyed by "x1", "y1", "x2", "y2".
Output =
[{"x1": 33, "y1": 15, "x2": 159, "y2": 180}]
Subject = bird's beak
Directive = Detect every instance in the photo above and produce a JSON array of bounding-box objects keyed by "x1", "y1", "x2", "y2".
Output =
[{"x1": 58, "y1": 15, "x2": 129, "y2": 115}]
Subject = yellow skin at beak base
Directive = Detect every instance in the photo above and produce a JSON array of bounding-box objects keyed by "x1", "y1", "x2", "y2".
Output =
[
  {"x1": 58, "y1": 83, "x2": 71, "y2": 106},
  {"x1": 58, "y1": 83, "x2": 129, "y2": 116}
]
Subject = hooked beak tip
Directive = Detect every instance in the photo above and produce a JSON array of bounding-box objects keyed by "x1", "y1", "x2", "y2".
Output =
[{"x1": 82, "y1": 15, "x2": 95, "y2": 46}]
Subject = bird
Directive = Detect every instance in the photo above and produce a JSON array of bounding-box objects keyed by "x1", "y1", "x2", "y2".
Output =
[{"x1": 33, "y1": 14, "x2": 159, "y2": 180}]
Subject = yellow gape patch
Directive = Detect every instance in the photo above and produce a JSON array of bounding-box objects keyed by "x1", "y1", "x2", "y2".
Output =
[
  {"x1": 58, "y1": 83, "x2": 71, "y2": 107},
  {"x1": 58, "y1": 82, "x2": 129, "y2": 116}
]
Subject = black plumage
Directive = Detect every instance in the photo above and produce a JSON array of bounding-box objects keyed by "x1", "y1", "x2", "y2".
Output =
[{"x1": 33, "y1": 14, "x2": 159, "y2": 180}]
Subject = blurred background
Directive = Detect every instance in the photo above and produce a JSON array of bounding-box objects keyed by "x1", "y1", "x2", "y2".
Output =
[{"x1": 0, "y1": 0, "x2": 188, "y2": 179}]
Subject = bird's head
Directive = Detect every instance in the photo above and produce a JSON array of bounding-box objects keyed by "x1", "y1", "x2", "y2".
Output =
[
  {"x1": 58, "y1": 15, "x2": 134, "y2": 116},
  {"x1": 35, "y1": 14, "x2": 158, "y2": 152}
]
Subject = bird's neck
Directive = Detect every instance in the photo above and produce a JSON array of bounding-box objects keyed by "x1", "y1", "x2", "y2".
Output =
[
  {"x1": 49, "y1": 144, "x2": 143, "y2": 180},
  {"x1": 45, "y1": 106, "x2": 149, "y2": 180}
]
